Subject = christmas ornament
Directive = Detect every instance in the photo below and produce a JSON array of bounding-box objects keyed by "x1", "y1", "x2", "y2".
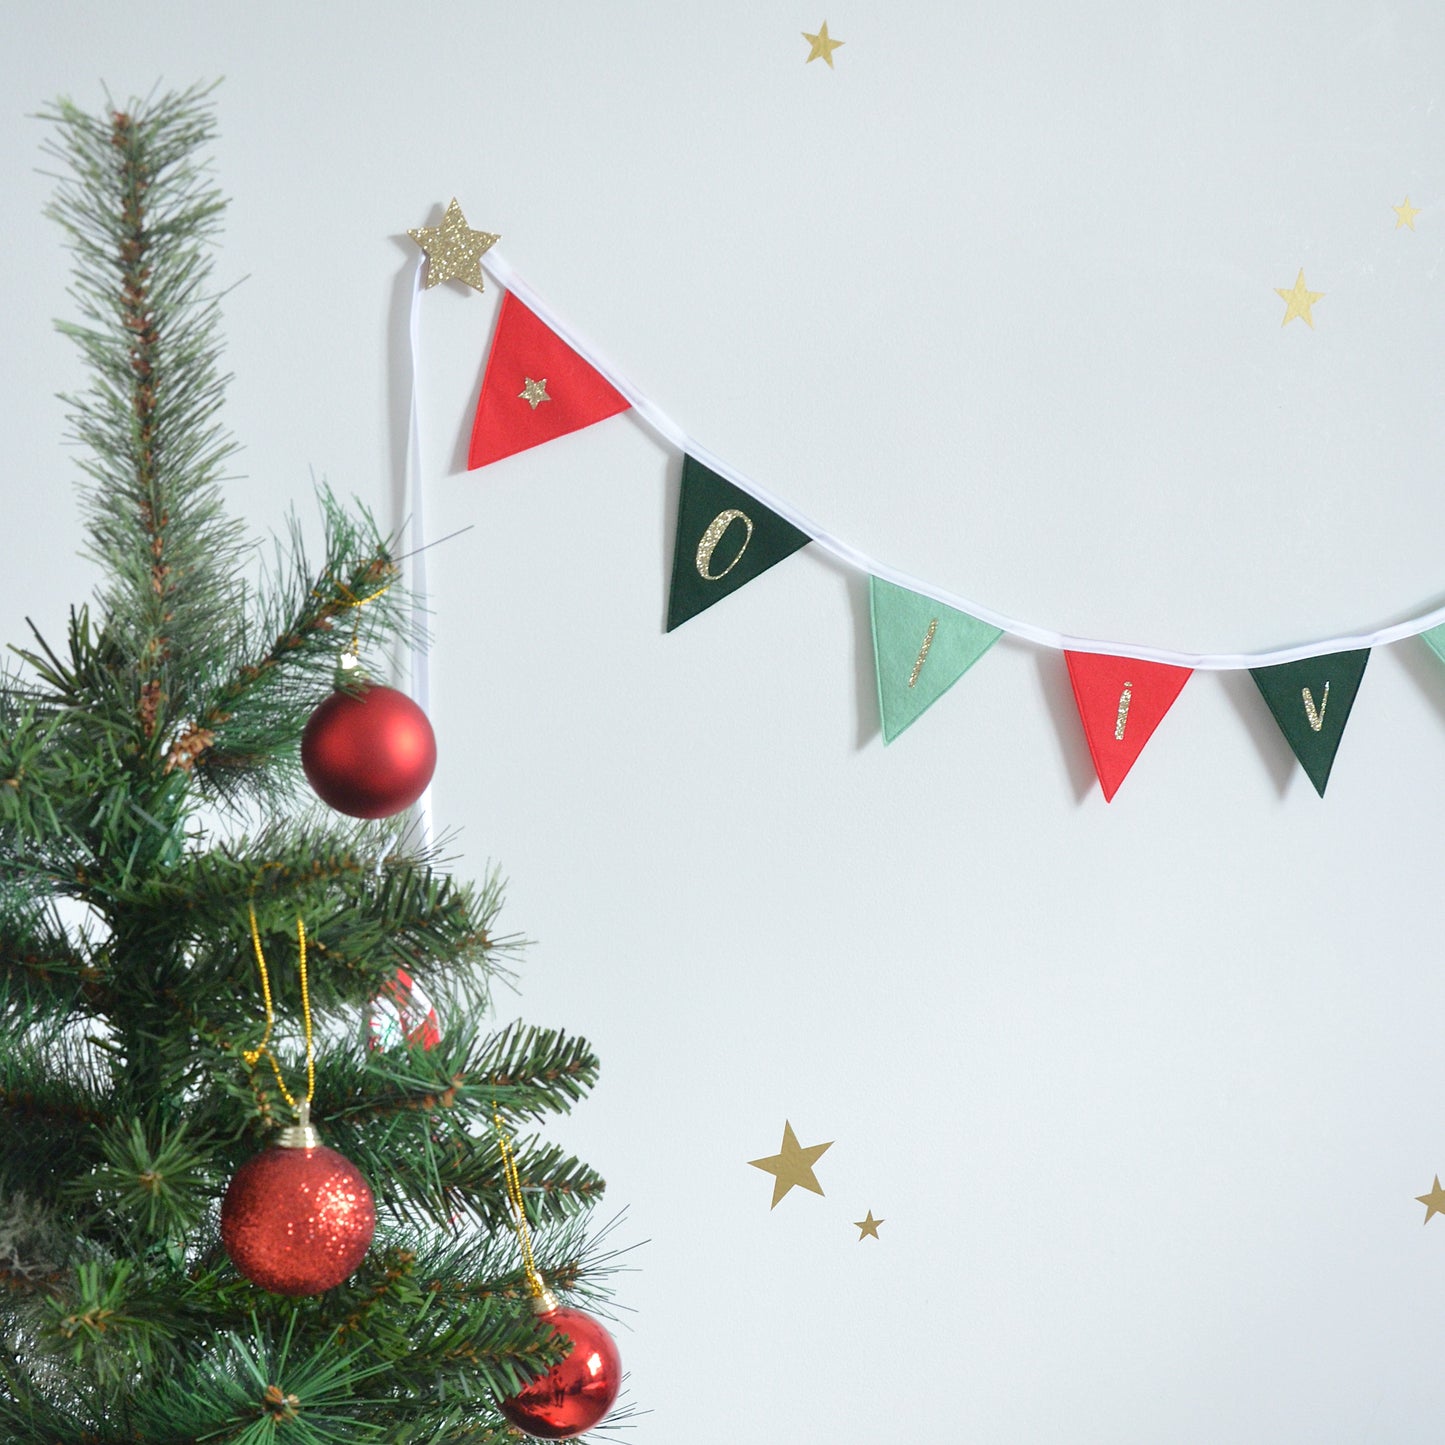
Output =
[
  {"x1": 747, "y1": 1120, "x2": 832, "y2": 1208},
  {"x1": 491, "y1": 1109, "x2": 621, "y2": 1438},
  {"x1": 302, "y1": 683, "x2": 436, "y2": 818},
  {"x1": 407, "y1": 197, "x2": 499, "y2": 292},
  {"x1": 366, "y1": 966, "x2": 441, "y2": 1051},
  {"x1": 497, "y1": 1298, "x2": 622, "y2": 1440},
  {"x1": 225, "y1": 908, "x2": 376, "y2": 1295},
  {"x1": 221, "y1": 1102, "x2": 376, "y2": 1296}
]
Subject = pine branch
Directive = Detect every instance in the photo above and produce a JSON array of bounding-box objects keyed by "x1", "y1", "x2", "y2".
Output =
[
  {"x1": 190, "y1": 494, "x2": 420, "y2": 807},
  {"x1": 309, "y1": 1023, "x2": 600, "y2": 1134},
  {"x1": 42, "y1": 84, "x2": 245, "y2": 748},
  {"x1": 0, "y1": 891, "x2": 108, "y2": 1020}
]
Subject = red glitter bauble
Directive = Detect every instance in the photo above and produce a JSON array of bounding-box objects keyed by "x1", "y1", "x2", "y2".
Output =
[
  {"x1": 220, "y1": 1143, "x2": 376, "y2": 1296},
  {"x1": 497, "y1": 1306, "x2": 622, "y2": 1440},
  {"x1": 301, "y1": 684, "x2": 436, "y2": 819}
]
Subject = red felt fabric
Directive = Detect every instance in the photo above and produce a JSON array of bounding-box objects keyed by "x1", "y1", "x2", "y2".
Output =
[
  {"x1": 467, "y1": 291, "x2": 631, "y2": 469},
  {"x1": 1064, "y1": 652, "x2": 1193, "y2": 802}
]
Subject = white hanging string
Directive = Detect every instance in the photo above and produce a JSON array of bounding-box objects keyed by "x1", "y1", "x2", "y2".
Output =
[
  {"x1": 405, "y1": 259, "x2": 435, "y2": 848},
  {"x1": 467, "y1": 247, "x2": 1445, "y2": 673}
]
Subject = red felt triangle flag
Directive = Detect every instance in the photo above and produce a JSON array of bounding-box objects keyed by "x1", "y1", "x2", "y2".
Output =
[
  {"x1": 1064, "y1": 652, "x2": 1193, "y2": 802},
  {"x1": 467, "y1": 292, "x2": 631, "y2": 469}
]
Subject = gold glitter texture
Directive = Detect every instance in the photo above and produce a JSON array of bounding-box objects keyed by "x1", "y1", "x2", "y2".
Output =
[
  {"x1": 220, "y1": 1142, "x2": 376, "y2": 1295},
  {"x1": 908, "y1": 619, "x2": 939, "y2": 689},
  {"x1": 695, "y1": 509, "x2": 755, "y2": 581},
  {"x1": 1114, "y1": 682, "x2": 1133, "y2": 741},
  {"x1": 407, "y1": 198, "x2": 500, "y2": 293},
  {"x1": 519, "y1": 377, "x2": 551, "y2": 410},
  {"x1": 1302, "y1": 682, "x2": 1330, "y2": 733}
]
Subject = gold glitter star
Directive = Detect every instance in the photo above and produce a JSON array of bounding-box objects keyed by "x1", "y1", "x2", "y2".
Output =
[
  {"x1": 1417, "y1": 1175, "x2": 1445, "y2": 1223},
  {"x1": 519, "y1": 377, "x2": 550, "y2": 410},
  {"x1": 407, "y1": 198, "x2": 500, "y2": 293},
  {"x1": 748, "y1": 1121, "x2": 833, "y2": 1209},
  {"x1": 1394, "y1": 196, "x2": 1421, "y2": 230},
  {"x1": 1275, "y1": 268, "x2": 1325, "y2": 328},
  {"x1": 854, "y1": 1210, "x2": 883, "y2": 1240},
  {"x1": 802, "y1": 21, "x2": 845, "y2": 68}
]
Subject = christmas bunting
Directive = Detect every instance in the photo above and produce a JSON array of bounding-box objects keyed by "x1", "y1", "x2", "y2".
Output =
[
  {"x1": 1248, "y1": 649, "x2": 1370, "y2": 796},
  {"x1": 1064, "y1": 653, "x2": 1193, "y2": 801},
  {"x1": 869, "y1": 577, "x2": 1001, "y2": 742},
  {"x1": 416, "y1": 239, "x2": 1445, "y2": 802},
  {"x1": 667, "y1": 456, "x2": 810, "y2": 631},
  {"x1": 467, "y1": 292, "x2": 630, "y2": 469}
]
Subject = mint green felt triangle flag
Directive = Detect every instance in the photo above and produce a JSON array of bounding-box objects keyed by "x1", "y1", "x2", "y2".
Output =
[
  {"x1": 869, "y1": 577, "x2": 1002, "y2": 743},
  {"x1": 1420, "y1": 622, "x2": 1445, "y2": 668},
  {"x1": 1248, "y1": 648, "x2": 1370, "y2": 797},
  {"x1": 666, "y1": 457, "x2": 811, "y2": 631}
]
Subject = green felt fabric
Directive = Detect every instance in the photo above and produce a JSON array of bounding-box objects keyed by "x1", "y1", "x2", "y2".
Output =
[
  {"x1": 869, "y1": 577, "x2": 1002, "y2": 743},
  {"x1": 1248, "y1": 648, "x2": 1370, "y2": 796},
  {"x1": 1420, "y1": 623, "x2": 1445, "y2": 667},
  {"x1": 666, "y1": 456, "x2": 811, "y2": 631}
]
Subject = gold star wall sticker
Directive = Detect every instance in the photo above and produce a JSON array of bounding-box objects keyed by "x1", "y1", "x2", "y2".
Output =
[
  {"x1": 1417, "y1": 1176, "x2": 1445, "y2": 1223},
  {"x1": 1275, "y1": 268, "x2": 1325, "y2": 328},
  {"x1": 748, "y1": 1121, "x2": 833, "y2": 1208},
  {"x1": 854, "y1": 1210, "x2": 883, "y2": 1241},
  {"x1": 407, "y1": 198, "x2": 500, "y2": 293},
  {"x1": 1393, "y1": 196, "x2": 1421, "y2": 230},
  {"x1": 519, "y1": 377, "x2": 550, "y2": 410},
  {"x1": 802, "y1": 21, "x2": 845, "y2": 68}
]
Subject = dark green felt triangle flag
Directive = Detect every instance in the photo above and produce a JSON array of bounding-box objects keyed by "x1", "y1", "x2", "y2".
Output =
[
  {"x1": 1248, "y1": 649, "x2": 1370, "y2": 796},
  {"x1": 666, "y1": 456, "x2": 811, "y2": 631}
]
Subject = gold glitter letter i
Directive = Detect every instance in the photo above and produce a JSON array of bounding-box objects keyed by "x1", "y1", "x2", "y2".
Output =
[{"x1": 1114, "y1": 682, "x2": 1133, "y2": 741}]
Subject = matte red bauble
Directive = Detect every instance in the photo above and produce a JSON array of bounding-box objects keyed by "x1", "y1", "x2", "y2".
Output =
[
  {"x1": 497, "y1": 1305, "x2": 622, "y2": 1440},
  {"x1": 220, "y1": 1128, "x2": 376, "y2": 1296},
  {"x1": 301, "y1": 684, "x2": 436, "y2": 819}
]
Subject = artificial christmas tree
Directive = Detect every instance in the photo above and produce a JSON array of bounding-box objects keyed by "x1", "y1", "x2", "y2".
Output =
[{"x1": 0, "y1": 85, "x2": 619, "y2": 1442}]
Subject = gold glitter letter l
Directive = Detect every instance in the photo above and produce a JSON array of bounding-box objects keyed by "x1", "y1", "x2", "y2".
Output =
[{"x1": 908, "y1": 619, "x2": 939, "y2": 689}]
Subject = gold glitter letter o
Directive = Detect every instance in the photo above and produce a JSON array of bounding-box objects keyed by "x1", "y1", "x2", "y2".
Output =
[{"x1": 695, "y1": 509, "x2": 755, "y2": 582}]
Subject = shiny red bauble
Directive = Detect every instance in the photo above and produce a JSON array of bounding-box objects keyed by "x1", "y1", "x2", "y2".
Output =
[
  {"x1": 301, "y1": 684, "x2": 436, "y2": 819},
  {"x1": 220, "y1": 1142, "x2": 376, "y2": 1296},
  {"x1": 497, "y1": 1306, "x2": 622, "y2": 1440}
]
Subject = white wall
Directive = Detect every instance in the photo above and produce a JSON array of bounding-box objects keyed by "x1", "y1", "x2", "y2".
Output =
[{"x1": 4, "y1": 3, "x2": 1445, "y2": 1440}]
